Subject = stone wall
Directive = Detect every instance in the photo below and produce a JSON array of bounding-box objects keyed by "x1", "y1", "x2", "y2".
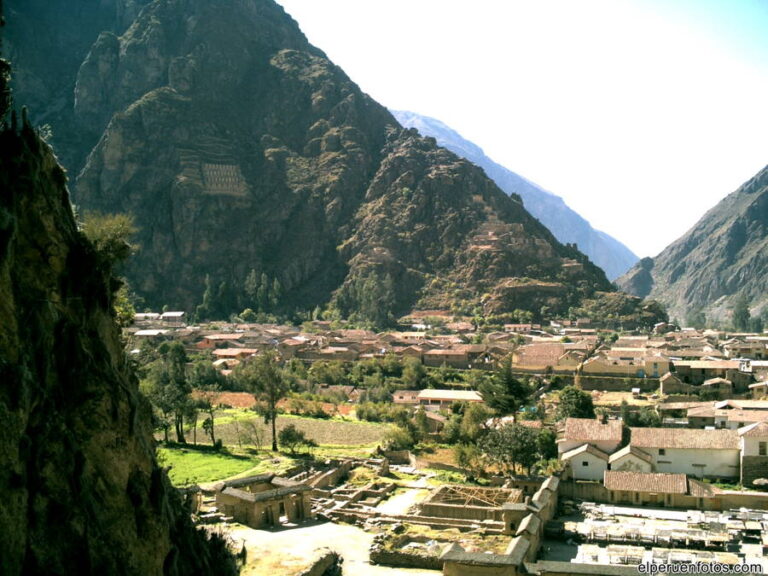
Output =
[{"x1": 741, "y1": 455, "x2": 768, "y2": 487}]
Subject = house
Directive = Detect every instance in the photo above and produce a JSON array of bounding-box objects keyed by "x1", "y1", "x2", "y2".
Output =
[
  {"x1": 561, "y1": 444, "x2": 609, "y2": 481},
  {"x1": 392, "y1": 390, "x2": 420, "y2": 405},
  {"x1": 604, "y1": 471, "x2": 689, "y2": 508},
  {"x1": 214, "y1": 474, "x2": 312, "y2": 529},
  {"x1": 580, "y1": 353, "x2": 669, "y2": 378},
  {"x1": 659, "y1": 372, "x2": 695, "y2": 395},
  {"x1": 607, "y1": 445, "x2": 653, "y2": 473},
  {"x1": 422, "y1": 348, "x2": 469, "y2": 369},
  {"x1": 556, "y1": 417, "x2": 624, "y2": 456},
  {"x1": 700, "y1": 377, "x2": 733, "y2": 398},
  {"x1": 749, "y1": 381, "x2": 768, "y2": 399},
  {"x1": 672, "y1": 360, "x2": 743, "y2": 385},
  {"x1": 212, "y1": 348, "x2": 259, "y2": 360},
  {"x1": 739, "y1": 421, "x2": 768, "y2": 486},
  {"x1": 159, "y1": 311, "x2": 186, "y2": 326},
  {"x1": 196, "y1": 333, "x2": 244, "y2": 349},
  {"x1": 629, "y1": 427, "x2": 740, "y2": 479},
  {"x1": 417, "y1": 389, "x2": 483, "y2": 410}
]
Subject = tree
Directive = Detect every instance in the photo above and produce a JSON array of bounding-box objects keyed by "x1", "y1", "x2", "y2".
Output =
[
  {"x1": 479, "y1": 356, "x2": 531, "y2": 415},
  {"x1": 732, "y1": 295, "x2": 751, "y2": 332},
  {"x1": 454, "y1": 443, "x2": 483, "y2": 481},
  {"x1": 143, "y1": 341, "x2": 192, "y2": 443},
  {"x1": 556, "y1": 386, "x2": 595, "y2": 420},
  {"x1": 480, "y1": 423, "x2": 538, "y2": 475},
  {"x1": 536, "y1": 428, "x2": 557, "y2": 460},
  {"x1": 459, "y1": 402, "x2": 493, "y2": 442},
  {"x1": 237, "y1": 352, "x2": 289, "y2": 451},
  {"x1": 278, "y1": 424, "x2": 316, "y2": 454}
]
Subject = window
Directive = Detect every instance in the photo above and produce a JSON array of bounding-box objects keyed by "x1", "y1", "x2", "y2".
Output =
[
  {"x1": 760, "y1": 442, "x2": 767, "y2": 456},
  {"x1": 582, "y1": 461, "x2": 589, "y2": 467},
  {"x1": 659, "y1": 449, "x2": 666, "y2": 456}
]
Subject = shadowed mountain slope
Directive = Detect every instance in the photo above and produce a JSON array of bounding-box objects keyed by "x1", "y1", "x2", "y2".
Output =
[
  {"x1": 392, "y1": 110, "x2": 639, "y2": 281},
  {"x1": 617, "y1": 165, "x2": 768, "y2": 323}
]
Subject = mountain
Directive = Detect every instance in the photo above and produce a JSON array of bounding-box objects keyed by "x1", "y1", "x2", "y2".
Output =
[
  {"x1": 391, "y1": 111, "x2": 639, "y2": 281},
  {"x1": 0, "y1": 65, "x2": 235, "y2": 575},
  {"x1": 12, "y1": 0, "x2": 613, "y2": 324},
  {"x1": 4, "y1": 0, "x2": 153, "y2": 173},
  {"x1": 617, "y1": 165, "x2": 768, "y2": 323}
]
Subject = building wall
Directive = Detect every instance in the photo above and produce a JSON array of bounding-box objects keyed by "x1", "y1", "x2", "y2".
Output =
[
  {"x1": 609, "y1": 454, "x2": 652, "y2": 473},
  {"x1": 566, "y1": 452, "x2": 607, "y2": 481},
  {"x1": 741, "y1": 455, "x2": 768, "y2": 486},
  {"x1": 640, "y1": 447, "x2": 740, "y2": 478}
]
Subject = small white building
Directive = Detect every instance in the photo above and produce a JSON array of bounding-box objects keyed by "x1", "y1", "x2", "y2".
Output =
[
  {"x1": 416, "y1": 389, "x2": 483, "y2": 411},
  {"x1": 557, "y1": 417, "x2": 624, "y2": 456},
  {"x1": 739, "y1": 421, "x2": 768, "y2": 486},
  {"x1": 562, "y1": 444, "x2": 609, "y2": 481},
  {"x1": 608, "y1": 445, "x2": 653, "y2": 473}
]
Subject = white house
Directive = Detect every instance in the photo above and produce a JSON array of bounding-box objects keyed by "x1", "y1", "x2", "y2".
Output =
[
  {"x1": 739, "y1": 421, "x2": 768, "y2": 486},
  {"x1": 608, "y1": 445, "x2": 653, "y2": 473},
  {"x1": 561, "y1": 444, "x2": 609, "y2": 481},
  {"x1": 557, "y1": 417, "x2": 624, "y2": 456},
  {"x1": 629, "y1": 427, "x2": 740, "y2": 479}
]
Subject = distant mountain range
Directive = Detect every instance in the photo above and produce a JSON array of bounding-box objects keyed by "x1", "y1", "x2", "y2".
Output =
[
  {"x1": 391, "y1": 111, "x2": 638, "y2": 281},
  {"x1": 617, "y1": 165, "x2": 768, "y2": 323},
  {"x1": 7, "y1": 0, "x2": 614, "y2": 325}
]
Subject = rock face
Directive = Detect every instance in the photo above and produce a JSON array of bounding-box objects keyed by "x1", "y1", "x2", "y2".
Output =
[
  {"x1": 617, "y1": 165, "x2": 768, "y2": 322},
  {"x1": 4, "y1": 0, "x2": 153, "y2": 173},
  {"x1": 10, "y1": 0, "x2": 612, "y2": 322},
  {"x1": 392, "y1": 110, "x2": 639, "y2": 281},
  {"x1": 69, "y1": 0, "x2": 611, "y2": 319},
  {"x1": 0, "y1": 71, "x2": 235, "y2": 575}
]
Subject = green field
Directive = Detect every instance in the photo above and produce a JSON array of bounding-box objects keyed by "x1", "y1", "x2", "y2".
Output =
[{"x1": 158, "y1": 412, "x2": 392, "y2": 486}]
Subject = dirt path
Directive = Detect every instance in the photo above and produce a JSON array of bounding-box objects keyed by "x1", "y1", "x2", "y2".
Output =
[{"x1": 228, "y1": 520, "x2": 441, "y2": 576}]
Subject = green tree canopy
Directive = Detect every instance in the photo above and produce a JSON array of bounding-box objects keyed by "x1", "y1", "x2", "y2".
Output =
[
  {"x1": 479, "y1": 356, "x2": 531, "y2": 415},
  {"x1": 556, "y1": 385, "x2": 595, "y2": 420}
]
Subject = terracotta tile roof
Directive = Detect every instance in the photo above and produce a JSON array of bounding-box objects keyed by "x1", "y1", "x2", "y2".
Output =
[
  {"x1": 739, "y1": 421, "x2": 768, "y2": 438},
  {"x1": 604, "y1": 471, "x2": 688, "y2": 494},
  {"x1": 608, "y1": 445, "x2": 652, "y2": 465},
  {"x1": 630, "y1": 427, "x2": 739, "y2": 450},
  {"x1": 562, "y1": 418, "x2": 624, "y2": 443}
]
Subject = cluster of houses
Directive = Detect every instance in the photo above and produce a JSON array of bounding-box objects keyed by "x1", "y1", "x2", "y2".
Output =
[
  {"x1": 558, "y1": 414, "x2": 768, "y2": 490},
  {"x1": 129, "y1": 314, "x2": 768, "y2": 397}
]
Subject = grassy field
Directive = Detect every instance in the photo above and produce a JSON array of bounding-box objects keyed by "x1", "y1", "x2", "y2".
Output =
[{"x1": 158, "y1": 411, "x2": 393, "y2": 486}]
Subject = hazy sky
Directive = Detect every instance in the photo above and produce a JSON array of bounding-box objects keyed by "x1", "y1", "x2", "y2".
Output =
[{"x1": 277, "y1": 0, "x2": 768, "y2": 258}]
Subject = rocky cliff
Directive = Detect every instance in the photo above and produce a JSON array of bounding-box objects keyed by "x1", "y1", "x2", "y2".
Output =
[
  {"x1": 69, "y1": 0, "x2": 611, "y2": 321},
  {"x1": 392, "y1": 110, "x2": 639, "y2": 281},
  {"x1": 0, "y1": 63, "x2": 236, "y2": 575},
  {"x1": 9, "y1": 0, "x2": 612, "y2": 324},
  {"x1": 4, "y1": 0, "x2": 152, "y2": 173},
  {"x1": 617, "y1": 165, "x2": 768, "y2": 323}
]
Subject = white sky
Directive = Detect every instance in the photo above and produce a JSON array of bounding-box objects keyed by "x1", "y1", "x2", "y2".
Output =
[{"x1": 277, "y1": 0, "x2": 768, "y2": 258}]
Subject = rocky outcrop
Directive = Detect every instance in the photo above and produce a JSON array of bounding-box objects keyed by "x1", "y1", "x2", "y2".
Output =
[
  {"x1": 392, "y1": 110, "x2": 639, "y2": 280},
  {"x1": 0, "y1": 68, "x2": 236, "y2": 575},
  {"x1": 617, "y1": 165, "x2": 768, "y2": 322},
  {"x1": 4, "y1": 0, "x2": 153, "y2": 173},
  {"x1": 70, "y1": 0, "x2": 611, "y2": 320}
]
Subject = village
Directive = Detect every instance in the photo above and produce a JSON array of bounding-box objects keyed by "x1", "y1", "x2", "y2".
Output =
[{"x1": 129, "y1": 311, "x2": 768, "y2": 575}]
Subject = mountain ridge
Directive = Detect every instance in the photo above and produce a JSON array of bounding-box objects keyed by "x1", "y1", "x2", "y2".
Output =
[
  {"x1": 11, "y1": 0, "x2": 614, "y2": 325},
  {"x1": 617, "y1": 164, "x2": 768, "y2": 323},
  {"x1": 391, "y1": 110, "x2": 639, "y2": 281}
]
